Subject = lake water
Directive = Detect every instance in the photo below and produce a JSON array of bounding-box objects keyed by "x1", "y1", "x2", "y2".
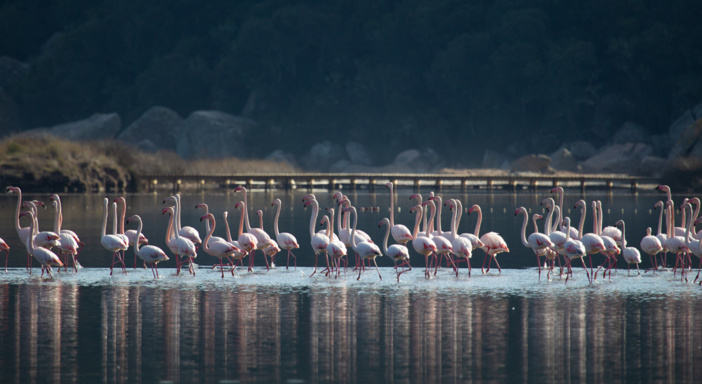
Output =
[{"x1": 0, "y1": 189, "x2": 700, "y2": 383}]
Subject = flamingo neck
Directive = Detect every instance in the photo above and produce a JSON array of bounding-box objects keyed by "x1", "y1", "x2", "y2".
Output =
[
  {"x1": 242, "y1": 190, "x2": 252, "y2": 231},
  {"x1": 53, "y1": 201, "x2": 61, "y2": 233},
  {"x1": 101, "y1": 199, "x2": 109, "y2": 238},
  {"x1": 620, "y1": 221, "x2": 627, "y2": 249},
  {"x1": 238, "y1": 204, "x2": 246, "y2": 236},
  {"x1": 308, "y1": 201, "x2": 318, "y2": 237},
  {"x1": 576, "y1": 201, "x2": 585, "y2": 239},
  {"x1": 203, "y1": 216, "x2": 215, "y2": 252},
  {"x1": 328, "y1": 208, "x2": 335, "y2": 238},
  {"x1": 134, "y1": 217, "x2": 143, "y2": 253},
  {"x1": 223, "y1": 212, "x2": 233, "y2": 242},
  {"x1": 350, "y1": 208, "x2": 358, "y2": 248},
  {"x1": 450, "y1": 203, "x2": 458, "y2": 240},
  {"x1": 544, "y1": 204, "x2": 554, "y2": 236},
  {"x1": 382, "y1": 219, "x2": 390, "y2": 254},
  {"x1": 273, "y1": 202, "x2": 281, "y2": 238},
  {"x1": 532, "y1": 214, "x2": 540, "y2": 234},
  {"x1": 473, "y1": 206, "x2": 482, "y2": 237},
  {"x1": 519, "y1": 209, "x2": 529, "y2": 247},
  {"x1": 112, "y1": 203, "x2": 119, "y2": 235},
  {"x1": 119, "y1": 198, "x2": 126, "y2": 235},
  {"x1": 411, "y1": 208, "x2": 421, "y2": 238},
  {"x1": 434, "y1": 197, "x2": 443, "y2": 234},
  {"x1": 388, "y1": 184, "x2": 395, "y2": 226},
  {"x1": 12, "y1": 189, "x2": 23, "y2": 233},
  {"x1": 456, "y1": 200, "x2": 463, "y2": 233}
]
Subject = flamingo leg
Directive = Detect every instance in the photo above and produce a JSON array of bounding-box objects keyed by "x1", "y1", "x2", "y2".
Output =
[{"x1": 373, "y1": 258, "x2": 382, "y2": 280}]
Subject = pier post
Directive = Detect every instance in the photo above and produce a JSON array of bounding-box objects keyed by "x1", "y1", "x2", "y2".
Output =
[
  {"x1": 606, "y1": 180, "x2": 613, "y2": 192},
  {"x1": 529, "y1": 179, "x2": 537, "y2": 192},
  {"x1": 414, "y1": 179, "x2": 421, "y2": 192},
  {"x1": 329, "y1": 179, "x2": 337, "y2": 192},
  {"x1": 631, "y1": 181, "x2": 638, "y2": 193},
  {"x1": 267, "y1": 179, "x2": 275, "y2": 191},
  {"x1": 486, "y1": 178, "x2": 493, "y2": 190},
  {"x1": 509, "y1": 179, "x2": 516, "y2": 192},
  {"x1": 580, "y1": 179, "x2": 586, "y2": 193},
  {"x1": 175, "y1": 179, "x2": 181, "y2": 192},
  {"x1": 435, "y1": 179, "x2": 442, "y2": 192},
  {"x1": 369, "y1": 179, "x2": 376, "y2": 192},
  {"x1": 461, "y1": 179, "x2": 468, "y2": 192},
  {"x1": 308, "y1": 179, "x2": 315, "y2": 192},
  {"x1": 199, "y1": 179, "x2": 205, "y2": 192},
  {"x1": 350, "y1": 179, "x2": 357, "y2": 192},
  {"x1": 286, "y1": 178, "x2": 296, "y2": 191},
  {"x1": 246, "y1": 179, "x2": 254, "y2": 190}
]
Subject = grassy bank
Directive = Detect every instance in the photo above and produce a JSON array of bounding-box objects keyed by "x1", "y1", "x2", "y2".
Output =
[{"x1": 0, "y1": 135, "x2": 299, "y2": 192}]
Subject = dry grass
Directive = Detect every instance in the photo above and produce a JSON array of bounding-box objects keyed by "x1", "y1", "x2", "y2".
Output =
[{"x1": 0, "y1": 134, "x2": 299, "y2": 191}]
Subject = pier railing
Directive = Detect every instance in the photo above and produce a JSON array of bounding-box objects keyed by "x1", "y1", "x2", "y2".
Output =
[{"x1": 135, "y1": 172, "x2": 659, "y2": 193}]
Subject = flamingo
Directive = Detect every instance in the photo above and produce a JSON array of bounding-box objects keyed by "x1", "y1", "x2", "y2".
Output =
[
  {"x1": 575, "y1": 199, "x2": 606, "y2": 275},
  {"x1": 656, "y1": 185, "x2": 686, "y2": 237},
  {"x1": 304, "y1": 198, "x2": 329, "y2": 277},
  {"x1": 116, "y1": 196, "x2": 148, "y2": 268},
  {"x1": 410, "y1": 204, "x2": 437, "y2": 279},
  {"x1": 594, "y1": 201, "x2": 621, "y2": 280},
  {"x1": 551, "y1": 186, "x2": 579, "y2": 238},
  {"x1": 19, "y1": 211, "x2": 63, "y2": 278},
  {"x1": 515, "y1": 206, "x2": 554, "y2": 281},
  {"x1": 49, "y1": 194, "x2": 84, "y2": 267},
  {"x1": 385, "y1": 182, "x2": 413, "y2": 245},
  {"x1": 681, "y1": 202, "x2": 702, "y2": 282},
  {"x1": 163, "y1": 194, "x2": 202, "y2": 248},
  {"x1": 467, "y1": 203, "x2": 509, "y2": 274},
  {"x1": 0, "y1": 238, "x2": 9, "y2": 272},
  {"x1": 221, "y1": 211, "x2": 247, "y2": 273},
  {"x1": 272, "y1": 198, "x2": 300, "y2": 270},
  {"x1": 162, "y1": 205, "x2": 197, "y2": 276},
  {"x1": 100, "y1": 198, "x2": 128, "y2": 276},
  {"x1": 614, "y1": 219, "x2": 641, "y2": 276},
  {"x1": 423, "y1": 200, "x2": 454, "y2": 275},
  {"x1": 6, "y1": 187, "x2": 32, "y2": 268},
  {"x1": 653, "y1": 201, "x2": 670, "y2": 269},
  {"x1": 233, "y1": 187, "x2": 272, "y2": 269},
  {"x1": 380, "y1": 217, "x2": 410, "y2": 281},
  {"x1": 663, "y1": 200, "x2": 689, "y2": 277},
  {"x1": 200, "y1": 213, "x2": 240, "y2": 278},
  {"x1": 323, "y1": 213, "x2": 347, "y2": 278},
  {"x1": 126, "y1": 215, "x2": 169, "y2": 279},
  {"x1": 447, "y1": 200, "x2": 473, "y2": 277},
  {"x1": 23, "y1": 200, "x2": 61, "y2": 250},
  {"x1": 560, "y1": 217, "x2": 590, "y2": 283},
  {"x1": 233, "y1": 201, "x2": 259, "y2": 272},
  {"x1": 50, "y1": 199, "x2": 79, "y2": 272},
  {"x1": 255, "y1": 209, "x2": 274, "y2": 268},
  {"x1": 343, "y1": 206, "x2": 382, "y2": 281},
  {"x1": 640, "y1": 227, "x2": 663, "y2": 273}
]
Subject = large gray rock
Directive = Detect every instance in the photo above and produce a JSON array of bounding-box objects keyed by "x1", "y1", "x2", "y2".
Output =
[
  {"x1": 664, "y1": 118, "x2": 702, "y2": 171},
  {"x1": 118, "y1": 106, "x2": 185, "y2": 152},
  {"x1": 346, "y1": 141, "x2": 374, "y2": 166},
  {"x1": 177, "y1": 110, "x2": 254, "y2": 159},
  {"x1": 0, "y1": 56, "x2": 28, "y2": 89},
  {"x1": 550, "y1": 148, "x2": 579, "y2": 171},
  {"x1": 580, "y1": 143, "x2": 652, "y2": 173},
  {"x1": 0, "y1": 87, "x2": 22, "y2": 136},
  {"x1": 301, "y1": 141, "x2": 346, "y2": 171},
  {"x1": 611, "y1": 121, "x2": 648, "y2": 144},
  {"x1": 22, "y1": 113, "x2": 121, "y2": 140},
  {"x1": 669, "y1": 103, "x2": 702, "y2": 142},
  {"x1": 511, "y1": 154, "x2": 554, "y2": 174}
]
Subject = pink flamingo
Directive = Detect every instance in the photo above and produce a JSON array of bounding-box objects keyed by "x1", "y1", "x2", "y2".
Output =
[
  {"x1": 560, "y1": 217, "x2": 590, "y2": 283},
  {"x1": 196, "y1": 203, "x2": 228, "y2": 245},
  {"x1": 234, "y1": 201, "x2": 258, "y2": 272},
  {"x1": 163, "y1": 194, "x2": 202, "y2": 248},
  {"x1": 234, "y1": 187, "x2": 272, "y2": 269},
  {"x1": 126, "y1": 215, "x2": 169, "y2": 279},
  {"x1": 49, "y1": 194, "x2": 84, "y2": 267},
  {"x1": 272, "y1": 198, "x2": 300, "y2": 270},
  {"x1": 454, "y1": 200, "x2": 484, "y2": 252},
  {"x1": 0, "y1": 238, "x2": 9, "y2": 272},
  {"x1": 101, "y1": 198, "x2": 128, "y2": 276},
  {"x1": 200, "y1": 213, "x2": 240, "y2": 278},
  {"x1": 385, "y1": 182, "x2": 413, "y2": 244},
  {"x1": 380, "y1": 217, "x2": 410, "y2": 281},
  {"x1": 19, "y1": 211, "x2": 63, "y2": 278},
  {"x1": 323, "y1": 213, "x2": 347, "y2": 278},
  {"x1": 575, "y1": 199, "x2": 606, "y2": 275},
  {"x1": 162, "y1": 206, "x2": 197, "y2": 276},
  {"x1": 615, "y1": 219, "x2": 641, "y2": 276},
  {"x1": 50, "y1": 199, "x2": 79, "y2": 272},
  {"x1": 653, "y1": 201, "x2": 669, "y2": 268},
  {"x1": 116, "y1": 196, "x2": 148, "y2": 268},
  {"x1": 409, "y1": 204, "x2": 437, "y2": 279},
  {"x1": 221, "y1": 211, "x2": 247, "y2": 273},
  {"x1": 515, "y1": 206, "x2": 553, "y2": 281},
  {"x1": 6, "y1": 186, "x2": 32, "y2": 270},
  {"x1": 640, "y1": 227, "x2": 662, "y2": 273},
  {"x1": 423, "y1": 200, "x2": 454, "y2": 275},
  {"x1": 343, "y1": 206, "x2": 382, "y2": 280},
  {"x1": 304, "y1": 198, "x2": 329, "y2": 277},
  {"x1": 551, "y1": 186, "x2": 579, "y2": 239},
  {"x1": 254, "y1": 209, "x2": 274, "y2": 268},
  {"x1": 594, "y1": 201, "x2": 621, "y2": 280},
  {"x1": 470, "y1": 204, "x2": 509, "y2": 274},
  {"x1": 447, "y1": 199, "x2": 473, "y2": 277}
]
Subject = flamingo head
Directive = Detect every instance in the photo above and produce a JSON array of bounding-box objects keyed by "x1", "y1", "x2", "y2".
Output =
[
  {"x1": 656, "y1": 185, "x2": 670, "y2": 193},
  {"x1": 379, "y1": 218, "x2": 389, "y2": 228},
  {"x1": 162, "y1": 207, "x2": 173, "y2": 215},
  {"x1": 272, "y1": 198, "x2": 281, "y2": 206},
  {"x1": 126, "y1": 215, "x2": 138, "y2": 225},
  {"x1": 163, "y1": 195, "x2": 176, "y2": 205},
  {"x1": 302, "y1": 194, "x2": 316, "y2": 203},
  {"x1": 200, "y1": 213, "x2": 213, "y2": 222},
  {"x1": 18, "y1": 211, "x2": 32, "y2": 219},
  {"x1": 234, "y1": 186, "x2": 246, "y2": 193},
  {"x1": 695, "y1": 217, "x2": 702, "y2": 226},
  {"x1": 49, "y1": 194, "x2": 59, "y2": 202},
  {"x1": 534, "y1": 214, "x2": 543, "y2": 220},
  {"x1": 6, "y1": 186, "x2": 19, "y2": 194},
  {"x1": 385, "y1": 182, "x2": 393, "y2": 189},
  {"x1": 468, "y1": 204, "x2": 481, "y2": 215},
  {"x1": 234, "y1": 201, "x2": 243, "y2": 209},
  {"x1": 195, "y1": 203, "x2": 207, "y2": 210}
]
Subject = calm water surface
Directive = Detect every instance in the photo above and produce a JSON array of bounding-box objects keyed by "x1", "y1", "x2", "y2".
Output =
[{"x1": 0, "y1": 189, "x2": 700, "y2": 383}]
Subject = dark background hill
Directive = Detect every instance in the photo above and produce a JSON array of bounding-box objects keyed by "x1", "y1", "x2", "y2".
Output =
[{"x1": 1, "y1": 0, "x2": 702, "y2": 169}]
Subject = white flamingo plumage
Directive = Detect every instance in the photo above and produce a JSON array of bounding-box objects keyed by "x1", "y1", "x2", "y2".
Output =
[
  {"x1": 574, "y1": 199, "x2": 606, "y2": 275},
  {"x1": 116, "y1": 197, "x2": 148, "y2": 269},
  {"x1": 515, "y1": 206, "x2": 553, "y2": 281},
  {"x1": 560, "y1": 217, "x2": 590, "y2": 283},
  {"x1": 162, "y1": 205, "x2": 197, "y2": 276},
  {"x1": 50, "y1": 199, "x2": 79, "y2": 272},
  {"x1": 19, "y1": 210, "x2": 63, "y2": 278},
  {"x1": 234, "y1": 201, "x2": 259, "y2": 272},
  {"x1": 100, "y1": 198, "x2": 128, "y2": 276},
  {"x1": 234, "y1": 187, "x2": 272, "y2": 269},
  {"x1": 163, "y1": 194, "x2": 202, "y2": 248},
  {"x1": 615, "y1": 219, "x2": 641, "y2": 276},
  {"x1": 272, "y1": 198, "x2": 300, "y2": 270},
  {"x1": 343, "y1": 206, "x2": 382, "y2": 281},
  {"x1": 380, "y1": 217, "x2": 410, "y2": 281},
  {"x1": 200, "y1": 213, "x2": 239, "y2": 278},
  {"x1": 469, "y1": 203, "x2": 509, "y2": 274},
  {"x1": 323, "y1": 213, "x2": 347, "y2": 278},
  {"x1": 304, "y1": 198, "x2": 329, "y2": 277},
  {"x1": 410, "y1": 204, "x2": 437, "y2": 279},
  {"x1": 640, "y1": 227, "x2": 663, "y2": 273},
  {"x1": 126, "y1": 215, "x2": 169, "y2": 279},
  {"x1": 447, "y1": 200, "x2": 473, "y2": 277},
  {"x1": 386, "y1": 182, "x2": 413, "y2": 245}
]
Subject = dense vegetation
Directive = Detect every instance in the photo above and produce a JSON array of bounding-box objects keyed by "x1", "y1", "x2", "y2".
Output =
[{"x1": 2, "y1": 0, "x2": 701, "y2": 166}]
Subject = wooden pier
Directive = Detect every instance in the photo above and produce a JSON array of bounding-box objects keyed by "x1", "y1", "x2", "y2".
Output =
[{"x1": 136, "y1": 172, "x2": 658, "y2": 193}]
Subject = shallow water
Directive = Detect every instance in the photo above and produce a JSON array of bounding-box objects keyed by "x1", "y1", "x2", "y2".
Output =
[
  {"x1": 0, "y1": 267, "x2": 700, "y2": 383},
  {"x1": 0, "y1": 189, "x2": 700, "y2": 383}
]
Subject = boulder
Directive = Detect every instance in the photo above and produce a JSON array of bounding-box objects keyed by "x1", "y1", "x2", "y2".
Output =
[
  {"x1": 550, "y1": 148, "x2": 579, "y2": 171},
  {"x1": 580, "y1": 143, "x2": 652, "y2": 173},
  {"x1": 21, "y1": 113, "x2": 121, "y2": 140},
  {"x1": 511, "y1": 154, "x2": 554, "y2": 174},
  {"x1": 668, "y1": 103, "x2": 702, "y2": 142},
  {"x1": 346, "y1": 141, "x2": 374, "y2": 166},
  {"x1": 611, "y1": 121, "x2": 648, "y2": 144},
  {"x1": 0, "y1": 87, "x2": 22, "y2": 136},
  {"x1": 565, "y1": 141, "x2": 598, "y2": 160},
  {"x1": 118, "y1": 106, "x2": 185, "y2": 152},
  {"x1": 177, "y1": 110, "x2": 254, "y2": 159},
  {"x1": 0, "y1": 56, "x2": 28, "y2": 89},
  {"x1": 301, "y1": 141, "x2": 346, "y2": 171}
]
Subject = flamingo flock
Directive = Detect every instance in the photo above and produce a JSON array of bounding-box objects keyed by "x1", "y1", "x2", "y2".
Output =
[{"x1": 2, "y1": 183, "x2": 701, "y2": 285}]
